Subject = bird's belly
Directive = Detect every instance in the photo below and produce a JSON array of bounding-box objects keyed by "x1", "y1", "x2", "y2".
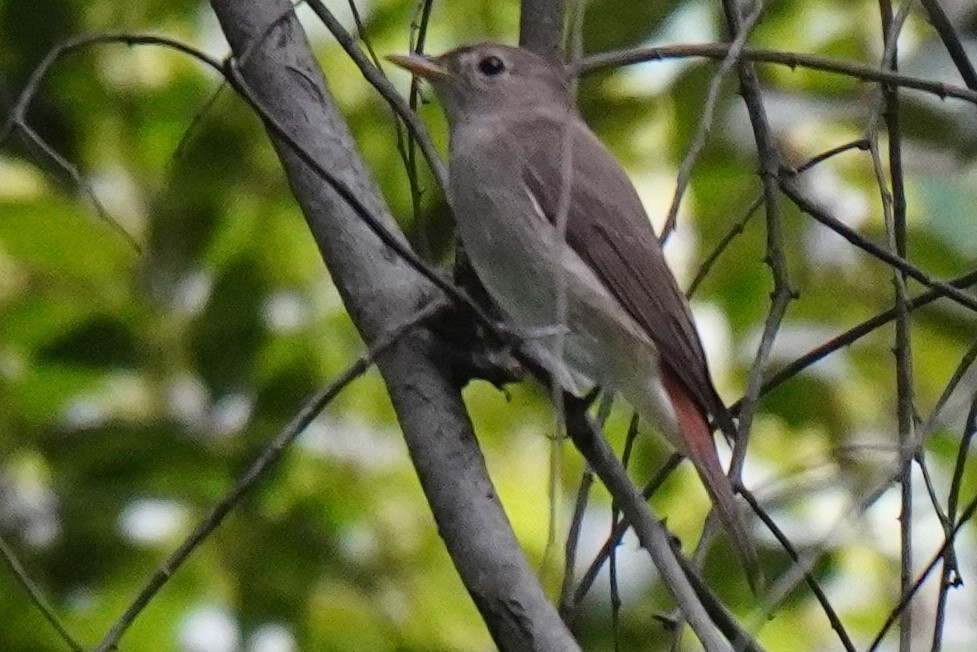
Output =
[{"x1": 453, "y1": 193, "x2": 659, "y2": 400}]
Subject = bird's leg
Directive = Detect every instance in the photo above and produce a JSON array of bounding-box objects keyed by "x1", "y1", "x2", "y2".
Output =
[
  {"x1": 424, "y1": 297, "x2": 525, "y2": 390},
  {"x1": 408, "y1": 248, "x2": 526, "y2": 390}
]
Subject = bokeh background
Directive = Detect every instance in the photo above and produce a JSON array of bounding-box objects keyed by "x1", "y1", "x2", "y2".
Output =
[{"x1": 2, "y1": 0, "x2": 977, "y2": 650}]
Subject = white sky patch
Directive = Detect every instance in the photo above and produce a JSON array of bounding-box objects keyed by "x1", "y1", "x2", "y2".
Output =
[
  {"x1": 631, "y1": 172, "x2": 700, "y2": 288},
  {"x1": 179, "y1": 605, "x2": 240, "y2": 652},
  {"x1": 766, "y1": 451, "x2": 977, "y2": 643},
  {"x1": 89, "y1": 166, "x2": 147, "y2": 237},
  {"x1": 62, "y1": 372, "x2": 154, "y2": 430},
  {"x1": 262, "y1": 290, "x2": 309, "y2": 332},
  {"x1": 797, "y1": 166, "x2": 870, "y2": 270},
  {"x1": 741, "y1": 322, "x2": 852, "y2": 384},
  {"x1": 619, "y1": 0, "x2": 717, "y2": 96},
  {"x1": 300, "y1": 415, "x2": 402, "y2": 471},
  {"x1": 167, "y1": 373, "x2": 210, "y2": 430},
  {"x1": 570, "y1": 505, "x2": 657, "y2": 604},
  {"x1": 0, "y1": 156, "x2": 48, "y2": 198},
  {"x1": 0, "y1": 459, "x2": 60, "y2": 548},
  {"x1": 293, "y1": 0, "x2": 376, "y2": 45},
  {"x1": 119, "y1": 498, "x2": 188, "y2": 546},
  {"x1": 246, "y1": 623, "x2": 297, "y2": 652},
  {"x1": 660, "y1": 220, "x2": 696, "y2": 288},
  {"x1": 210, "y1": 393, "x2": 253, "y2": 437},
  {"x1": 98, "y1": 40, "x2": 175, "y2": 90},
  {"x1": 173, "y1": 269, "x2": 214, "y2": 316},
  {"x1": 62, "y1": 399, "x2": 107, "y2": 431},
  {"x1": 338, "y1": 523, "x2": 381, "y2": 563},
  {"x1": 689, "y1": 300, "x2": 732, "y2": 382},
  {"x1": 772, "y1": 483, "x2": 852, "y2": 548},
  {"x1": 194, "y1": 6, "x2": 229, "y2": 55}
]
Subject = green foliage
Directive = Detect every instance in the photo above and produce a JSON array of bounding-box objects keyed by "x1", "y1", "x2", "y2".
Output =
[{"x1": 2, "y1": 1, "x2": 977, "y2": 650}]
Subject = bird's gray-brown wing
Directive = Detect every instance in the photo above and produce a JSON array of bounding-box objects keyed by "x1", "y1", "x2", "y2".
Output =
[{"x1": 516, "y1": 113, "x2": 734, "y2": 433}]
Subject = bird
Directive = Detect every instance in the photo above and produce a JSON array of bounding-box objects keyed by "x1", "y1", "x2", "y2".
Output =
[{"x1": 388, "y1": 43, "x2": 759, "y2": 586}]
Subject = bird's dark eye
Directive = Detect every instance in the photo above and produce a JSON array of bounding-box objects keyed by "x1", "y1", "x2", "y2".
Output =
[{"x1": 477, "y1": 55, "x2": 506, "y2": 77}]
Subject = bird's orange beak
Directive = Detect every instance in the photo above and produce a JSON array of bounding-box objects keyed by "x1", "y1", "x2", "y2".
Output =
[{"x1": 385, "y1": 53, "x2": 452, "y2": 80}]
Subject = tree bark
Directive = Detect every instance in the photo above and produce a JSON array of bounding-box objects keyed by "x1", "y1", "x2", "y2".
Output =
[
  {"x1": 520, "y1": 0, "x2": 568, "y2": 60},
  {"x1": 209, "y1": 0, "x2": 578, "y2": 649}
]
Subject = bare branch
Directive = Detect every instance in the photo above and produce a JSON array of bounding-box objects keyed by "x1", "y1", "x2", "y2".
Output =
[
  {"x1": 222, "y1": 59, "x2": 499, "y2": 333},
  {"x1": 94, "y1": 300, "x2": 443, "y2": 652},
  {"x1": 559, "y1": 467, "x2": 593, "y2": 620},
  {"x1": 520, "y1": 0, "x2": 567, "y2": 60},
  {"x1": 935, "y1": 370, "x2": 977, "y2": 650},
  {"x1": 0, "y1": 534, "x2": 84, "y2": 652},
  {"x1": 561, "y1": 396, "x2": 739, "y2": 651},
  {"x1": 0, "y1": 32, "x2": 224, "y2": 252},
  {"x1": 745, "y1": 269, "x2": 977, "y2": 405},
  {"x1": 868, "y1": 409, "x2": 977, "y2": 650},
  {"x1": 577, "y1": 43, "x2": 977, "y2": 105},
  {"x1": 741, "y1": 489, "x2": 857, "y2": 652},
  {"x1": 717, "y1": 0, "x2": 796, "y2": 492},
  {"x1": 919, "y1": 0, "x2": 977, "y2": 90},
  {"x1": 873, "y1": 4, "x2": 915, "y2": 648},
  {"x1": 780, "y1": 176, "x2": 977, "y2": 314},
  {"x1": 689, "y1": 139, "x2": 870, "y2": 299},
  {"x1": 405, "y1": 0, "x2": 438, "y2": 259},
  {"x1": 688, "y1": 192, "x2": 762, "y2": 298},
  {"x1": 569, "y1": 454, "x2": 683, "y2": 615},
  {"x1": 304, "y1": 0, "x2": 448, "y2": 192},
  {"x1": 661, "y1": 0, "x2": 764, "y2": 241},
  {"x1": 207, "y1": 2, "x2": 578, "y2": 650}
]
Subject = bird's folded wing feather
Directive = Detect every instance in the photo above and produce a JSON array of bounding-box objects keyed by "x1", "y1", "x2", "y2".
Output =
[{"x1": 517, "y1": 114, "x2": 734, "y2": 433}]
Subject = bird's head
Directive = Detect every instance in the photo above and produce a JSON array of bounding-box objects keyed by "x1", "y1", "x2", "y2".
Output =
[{"x1": 387, "y1": 43, "x2": 573, "y2": 125}]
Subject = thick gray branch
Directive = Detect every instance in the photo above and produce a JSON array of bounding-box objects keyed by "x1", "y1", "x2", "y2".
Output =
[
  {"x1": 209, "y1": 1, "x2": 577, "y2": 649},
  {"x1": 520, "y1": 0, "x2": 567, "y2": 60}
]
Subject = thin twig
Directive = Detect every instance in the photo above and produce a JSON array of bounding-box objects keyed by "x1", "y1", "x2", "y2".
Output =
[
  {"x1": 405, "y1": 0, "x2": 437, "y2": 258},
  {"x1": 934, "y1": 389, "x2": 977, "y2": 650},
  {"x1": 742, "y1": 367, "x2": 977, "y2": 650},
  {"x1": 918, "y1": 0, "x2": 977, "y2": 90},
  {"x1": 689, "y1": 138, "x2": 870, "y2": 299},
  {"x1": 560, "y1": 466, "x2": 593, "y2": 620},
  {"x1": 660, "y1": 0, "x2": 764, "y2": 241},
  {"x1": 779, "y1": 176, "x2": 977, "y2": 314},
  {"x1": 216, "y1": 18, "x2": 521, "y2": 348},
  {"x1": 914, "y1": 338, "x2": 977, "y2": 618},
  {"x1": 222, "y1": 59, "x2": 503, "y2": 334},
  {"x1": 561, "y1": 398, "x2": 737, "y2": 651},
  {"x1": 570, "y1": 454, "x2": 683, "y2": 613},
  {"x1": 920, "y1": 337, "x2": 977, "y2": 438},
  {"x1": 93, "y1": 299, "x2": 443, "y2": 652},
  {"x1": 576, "y1": 43, "x2": 977, "y2": 105},
  {"x1": 347, "y1": 0, "x2": 430, "y2": 260},
  {"x1": 559, "y1": 392, "x2": 613, "y2": 622},
  {"x1": 609, "y1": 412, "x2": 640, "y2": 650},
  {"x1": 14, "y1": 123, "x2": 138, "y2": 251},
  {"x1": 743, "y1": 268, "x2": 977, "y2": 407},
  {"x1": 1, "y1": 33, "x2": 218, "y2": 252},
  {"x1": 868, "y1": 450, "x2": 977, "y2": 651},
  {"x1": 0, "y1": 534, "x2": 85, "y2": 652},
  {"x1": 171, "y1": 82, "x2": 229, "y2": 164},
  {"x1": 913, "y1": 448, "x2": 952, "y2": 568},
  {"x1": 873, "y1": 3, "x2": 916, "y2": 648},
  {"x1": 687, "y1": 195, "x2": 762, "y2": 297},
  {"x1": 718, "y1": 0, "x2": 796, "y2": 488},
  {"x1": 739, "y1": 489, "x2": 856, "y2": 652},
  {"x1": 304, "y1": 0, "x2": 447, "y2": 191},
  {"x1": 795, "y1": 139, "x2": 871, "y2": 173}
]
